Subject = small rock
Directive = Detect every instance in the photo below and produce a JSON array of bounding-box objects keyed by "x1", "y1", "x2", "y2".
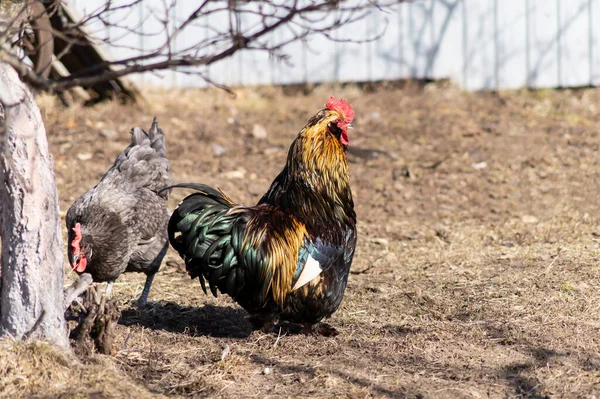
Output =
[
  {"x1": 394, "y1": 166, "x2": 415, "y2": 180},
  {"x1": 227, "y1": 117, "x2": 236, "y2": 125},
  {"x1": 86, "y1": 120, "x2": 104, "y2": 129},
  {"x1": 220, "y1": 344, "x2": 231, "y2": 361},
  {"x1": 100, "y1": 128, "x2": 116, "y2": 140},
  {"x1": 472, "y1": 161, "x2": 487, "y2": 170},
  {"x1": 263, "y1": 367, "x2": 271, "y2": 375},
  {"x1": 252, "y1": 124, "x2": 268, "y2": 139},
  {"x1": 264, "y1": 147, "x2": 281, "y2": 156},
  {"x1": 372, "y1": 238, "x2": 389, "y2": 248},
  {"x1": 77, "y1": 152, "x2": 93, "y2": 161},
  {"x1": 170, "y1": 117, "x2": 184, "y2": 128},
  {"x1": 212, "y1": 144, "x2": 226, "y2": 156},
  {"x1": 470, "y1": 390, "x2": 482, "y2": 398},
  {"x1": 223, "y1": 168, "x2": 246, "y2": 179},
  {"x1": 521, "y1": 215, "x2": 539, "y2": 224}
]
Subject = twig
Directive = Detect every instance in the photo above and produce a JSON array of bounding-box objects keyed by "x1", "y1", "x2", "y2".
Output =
[
  {"x1": 541, "y1": 247, "x2": 563, "y2": 277},
  {"x1": 273, "y1": 326, "x2": 286, "y2": 347},
  {"x1": 423, "y1": 155, "x2": 450, "y2": 170},
  {"x1": 0, "y1": 0, "x2": 403, "y2": 93}
]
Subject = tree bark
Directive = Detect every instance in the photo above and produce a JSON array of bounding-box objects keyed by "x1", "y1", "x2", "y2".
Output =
[{"x1": 0, "y1": 61, "x2": 68, "y2": 347}]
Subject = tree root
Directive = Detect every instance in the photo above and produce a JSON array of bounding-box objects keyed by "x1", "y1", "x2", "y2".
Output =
[
  {"x1": 69, "y1": 284, "x2": 120, "y2": 356},
  {"x1": 63, "y1": 273, "x2": 93, "y2": 312}
]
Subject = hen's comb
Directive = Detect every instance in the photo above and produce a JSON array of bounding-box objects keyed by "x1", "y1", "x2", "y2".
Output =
[
  {"x1": 326, "y1": 97, "x2": 354, "y2": 125},
  {"x1": 71, "y1": 223, "x2": 82, "y2": 254}
]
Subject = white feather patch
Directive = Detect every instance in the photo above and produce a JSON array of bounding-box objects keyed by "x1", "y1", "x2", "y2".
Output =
[{"x1": 292, "y1": 254, "x2": 323, "y2": 291}]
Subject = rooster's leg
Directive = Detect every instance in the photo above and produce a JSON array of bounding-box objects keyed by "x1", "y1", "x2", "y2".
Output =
[{"x1": 137, "y1": 272, "x2": 155, "y2": 306}]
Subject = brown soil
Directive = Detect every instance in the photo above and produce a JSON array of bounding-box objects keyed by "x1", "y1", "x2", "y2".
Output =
[{"x1": 5, "y1": 83, "x2": 600, "y2": 398}]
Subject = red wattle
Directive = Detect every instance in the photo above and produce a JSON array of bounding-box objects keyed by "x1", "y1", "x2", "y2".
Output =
[
  {"x1": 340, "y1": 130, "x2": 349, "y2": 145},
  {"x1": 73, "y1": 257, "x2": 87, "y2": 273}
]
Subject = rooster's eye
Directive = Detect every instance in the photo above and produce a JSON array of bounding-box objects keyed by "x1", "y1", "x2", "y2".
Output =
[{"x1": 327, "y1": 122, "x2": 342, "y2": 139}]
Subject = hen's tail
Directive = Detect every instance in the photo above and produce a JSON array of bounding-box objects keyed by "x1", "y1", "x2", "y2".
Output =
[
  {"x1": 147, "y1": 117, "x2": 167, "y2": 156},
  {"x1": 117, "y1": 117, "x2": 172, "y2": 195},
  {"x1": 130, "y1": 117, "x2": 166, "y2": 156}
]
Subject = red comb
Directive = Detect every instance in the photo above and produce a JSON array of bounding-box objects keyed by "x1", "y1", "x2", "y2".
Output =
[
  {"x1": 71, "y1": 223, "x2": 82, "y2": 255},
  {"x1": 326, "y1": 97, "x2": 354, "y2": 125},
  {"x1": 326, "y1": 97, "x2": 354, "y2": 145}
]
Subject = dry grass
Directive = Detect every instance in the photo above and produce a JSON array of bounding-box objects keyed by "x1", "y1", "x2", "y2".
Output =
[
  {"x1": 4, "y1": 82, "x2": 600, "y2": 397},
  {"x1": 0, "y1": 339, "x2": 163, "y2": 398}
]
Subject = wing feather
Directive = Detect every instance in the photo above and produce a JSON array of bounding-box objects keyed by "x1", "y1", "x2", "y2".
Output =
[{"x1": 291, "y1": 238, "x2": 345, "y2": 291}]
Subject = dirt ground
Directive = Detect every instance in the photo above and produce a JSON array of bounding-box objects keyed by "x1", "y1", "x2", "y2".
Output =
[{"x1": 3, "y1": 82, "x2": 600, "y2": 398}]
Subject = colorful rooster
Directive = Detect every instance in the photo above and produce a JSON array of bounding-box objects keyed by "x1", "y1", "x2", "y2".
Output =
[{"x1": 167, "y1": 97, "x2": 357, "y2": 334}]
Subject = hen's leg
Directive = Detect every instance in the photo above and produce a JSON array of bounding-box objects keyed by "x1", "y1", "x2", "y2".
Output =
[
  {"x1": 137, "y1": 272, "x2": 155, "y2": 306},
  {"x1": 133, "y1": 240, "x2": 167, "y2": 306}
]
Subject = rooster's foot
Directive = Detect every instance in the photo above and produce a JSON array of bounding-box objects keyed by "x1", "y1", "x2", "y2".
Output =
[
  {"x1": 302, "y1": 322, "x2": 338, "y2": 337},
  {"x1": 249, "y1": 317, "x2": 278, "y2": 333}
]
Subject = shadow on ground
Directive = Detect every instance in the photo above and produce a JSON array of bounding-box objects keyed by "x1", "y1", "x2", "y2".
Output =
[
  {"x1": 250, "y1": 353, "x2": 416, "y2": 398},
  {"x1": 479, "y1": 322, "x2": 563, "y2": 398},
  {"x1": 119, "y1": 302, "x2": 252, "y2": 338}
]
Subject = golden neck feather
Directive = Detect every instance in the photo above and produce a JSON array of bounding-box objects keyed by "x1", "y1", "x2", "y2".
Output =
[{"x1": 284, "y1": 111, "x2": 355, "y2": 225}]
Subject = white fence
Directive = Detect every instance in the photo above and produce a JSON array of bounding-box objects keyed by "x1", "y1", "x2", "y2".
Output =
[{"x1": 71, "y1": 0, "x2": 599, "y2": 91}]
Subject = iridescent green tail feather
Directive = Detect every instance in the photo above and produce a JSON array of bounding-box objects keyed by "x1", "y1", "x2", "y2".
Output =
[{"x1": 166, "y1": 184, "x2": 249, "y2": 300}]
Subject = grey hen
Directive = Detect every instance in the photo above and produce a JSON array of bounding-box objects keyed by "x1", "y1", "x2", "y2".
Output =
[{"x1": 66, "y1": 118, "x2": 173, "y2": 306}]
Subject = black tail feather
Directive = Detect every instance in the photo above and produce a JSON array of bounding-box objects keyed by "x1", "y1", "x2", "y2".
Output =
[
  {"x1": 167, "y1": 183, "x2": 252, "y2": 301},
  {"x1": 159, "y1": 183, "x2": 232, "y2": 206}
]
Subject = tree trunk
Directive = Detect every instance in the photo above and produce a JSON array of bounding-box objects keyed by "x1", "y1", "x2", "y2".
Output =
[{"x1": 0, "y1": 61, "x2": 68, "y2": 347}]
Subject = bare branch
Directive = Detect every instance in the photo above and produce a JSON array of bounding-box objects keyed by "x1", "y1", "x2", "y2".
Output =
[{"x1": 0, "y1": 0, "x2": 404, "y2": 95}]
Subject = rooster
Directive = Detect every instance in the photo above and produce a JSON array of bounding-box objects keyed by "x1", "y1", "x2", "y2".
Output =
[
  {"x1": 167, "y1": 97, "x2": 357, "y2": 334},
  {"x1": 66, "y1": 118, "x2": 173, "y2": 306}
]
